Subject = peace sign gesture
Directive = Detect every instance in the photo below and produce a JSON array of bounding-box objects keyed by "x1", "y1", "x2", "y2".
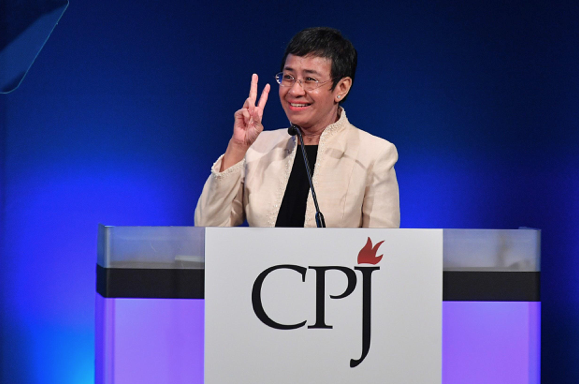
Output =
[
  {"x1": 232, "y1": 74, "x2": 270, "y2": 147},
  {"x1": 221, "y1": 74, "x2": 270, "y2": 171}
]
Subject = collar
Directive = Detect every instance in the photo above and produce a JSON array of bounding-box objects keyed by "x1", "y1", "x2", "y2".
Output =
[{"x1": 319, "y1": 107, "x2": 349, "y2": 145}]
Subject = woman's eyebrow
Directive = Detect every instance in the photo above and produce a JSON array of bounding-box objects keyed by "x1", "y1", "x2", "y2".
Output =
[
  {"x1": 283, "y1": 67, "x2": 321, "y2": 76},
  {"x1": 303, "y1": 69, "x2": 321, "y2": 75}
]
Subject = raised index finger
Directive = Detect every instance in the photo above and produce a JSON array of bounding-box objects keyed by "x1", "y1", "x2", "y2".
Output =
[
  {"x1": 248, "y1": 73, "x2": 258, "y2": 105},
  {"x1": 257, "y1": 83, "x2": 270, "y2": 110}
]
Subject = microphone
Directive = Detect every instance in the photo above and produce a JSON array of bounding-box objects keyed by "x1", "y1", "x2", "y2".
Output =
[{"x1": 288, "y1": 124, "x2": 326, "y2": 228}]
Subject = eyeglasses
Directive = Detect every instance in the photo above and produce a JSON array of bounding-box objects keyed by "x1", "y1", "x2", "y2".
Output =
[{"x1": 275, "y1": 72, "x2": 332, "y2": 92}]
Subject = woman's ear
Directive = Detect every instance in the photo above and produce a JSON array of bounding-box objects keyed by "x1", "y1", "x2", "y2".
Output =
[{"x1": 335, "y1": 77, "x2": 352, "y2": 102}]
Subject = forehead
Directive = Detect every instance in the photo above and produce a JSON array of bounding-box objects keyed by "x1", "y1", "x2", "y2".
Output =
[{"x1": 283, "y1": 54, "x2": 332, "y2": 75}]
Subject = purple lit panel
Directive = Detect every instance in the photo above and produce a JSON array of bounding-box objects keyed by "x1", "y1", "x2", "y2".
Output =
[
  {"x1": 95, "y1": 296, "x2": 204, "y2": 384},
  {"x1": 443, "y1": 302, "x2": 540, "y2": 384},
  {"x1": 96, "y1": 298, "x2": 539, "y2": 383}
]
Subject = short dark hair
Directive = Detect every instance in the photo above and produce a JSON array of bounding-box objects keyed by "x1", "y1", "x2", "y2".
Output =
[{"x1": 281, "y1": 27, "x2": 357, "y2": 102}]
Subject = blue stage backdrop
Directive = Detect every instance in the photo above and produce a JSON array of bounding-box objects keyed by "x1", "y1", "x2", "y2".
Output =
[{"x1": 1, "y1": 1, "x2": 578, "y2": 383}]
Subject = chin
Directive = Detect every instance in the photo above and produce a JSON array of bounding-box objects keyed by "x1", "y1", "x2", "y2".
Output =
[{"x1": 285, "y1": 112, "x2": 310, "y2": 128}]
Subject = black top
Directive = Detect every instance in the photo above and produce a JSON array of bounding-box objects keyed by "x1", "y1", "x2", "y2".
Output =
[{"x1": 275, "y1": 145, "x2": 318, "y2": 227}]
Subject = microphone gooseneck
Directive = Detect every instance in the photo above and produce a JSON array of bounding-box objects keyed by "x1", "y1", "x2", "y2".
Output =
[{"x1": 288, "y1": 124, "x2": 326, "y2": 228}]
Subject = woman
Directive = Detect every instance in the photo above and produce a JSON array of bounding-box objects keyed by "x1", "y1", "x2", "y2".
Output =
[{"x1": 195, "y1": 27, "x2": 400, "y2": 228}]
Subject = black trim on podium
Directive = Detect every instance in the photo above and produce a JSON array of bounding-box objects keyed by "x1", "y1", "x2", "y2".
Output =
[
  {"x1": 97, "y1": 266, "x2": 539, "y2": 301},
  {"x1": 97, "y1": 265, "x2": 204, "y2": 299},
  {"x1": 443, "y1": 271, "x2": 540, "y2": 302}
]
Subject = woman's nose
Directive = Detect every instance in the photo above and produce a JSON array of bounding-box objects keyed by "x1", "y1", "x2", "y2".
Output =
[{"x1": 288, "y1": 79, "x2": 306, "y2": 96}]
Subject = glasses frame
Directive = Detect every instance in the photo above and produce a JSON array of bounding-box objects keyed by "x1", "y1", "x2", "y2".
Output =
[{"x1": 275, "y1": 72, "x2": 333, "y2": 92}]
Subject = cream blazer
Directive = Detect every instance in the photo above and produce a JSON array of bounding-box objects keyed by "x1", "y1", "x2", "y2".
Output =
[{"x1": 195, "y1": 110, "x2": 400, "y2": 228}]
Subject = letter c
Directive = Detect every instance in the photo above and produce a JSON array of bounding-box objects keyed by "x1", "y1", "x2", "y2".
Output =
[{"x1": 251, "y1": 264, "x2": 307, "y2": 330}]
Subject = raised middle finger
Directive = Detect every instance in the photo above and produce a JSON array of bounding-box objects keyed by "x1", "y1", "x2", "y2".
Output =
[{"x1": 248, "y1": 74, "x2": 258, "y2": 105}]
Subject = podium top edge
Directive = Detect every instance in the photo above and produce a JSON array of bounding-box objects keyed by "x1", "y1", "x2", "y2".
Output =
[
  {"x1": 98, "y1": 225, "x2": 539, "y2": 232},
  {"x1": 96, "y1": 227, "x2": 540, "y2": 272}
]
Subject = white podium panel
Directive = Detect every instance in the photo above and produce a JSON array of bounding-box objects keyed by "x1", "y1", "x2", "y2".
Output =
[{"x1": 205, "y1": 228, "x2": 443, "y2": 384}]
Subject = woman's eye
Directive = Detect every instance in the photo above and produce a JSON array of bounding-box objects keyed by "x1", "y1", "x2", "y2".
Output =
[
  {"x1": 283, "y1": 74, "x2": 294, "y2": 81},
  {"x1": 305, "y1": 77, "x2": 318, "y2": 83}
]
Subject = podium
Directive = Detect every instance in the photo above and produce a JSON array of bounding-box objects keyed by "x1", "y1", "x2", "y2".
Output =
[{"x1": 96, "y1": 226, "x2": 540, "y2": 384}]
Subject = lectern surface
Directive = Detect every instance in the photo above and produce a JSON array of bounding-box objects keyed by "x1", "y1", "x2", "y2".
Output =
[{"x1": 96, "y1": 226, "x2": 540, "y2": 384}]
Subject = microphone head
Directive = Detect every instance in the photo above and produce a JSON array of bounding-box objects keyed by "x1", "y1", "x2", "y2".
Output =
[{"x1": 288, "y1": 125, "x2": 299, "y2": 136}]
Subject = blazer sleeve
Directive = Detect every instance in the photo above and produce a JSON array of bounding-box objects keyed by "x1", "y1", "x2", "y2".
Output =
[
  {"x1": 194, "y1": 155, "x2": 246, "y2": 227},
  {"x1": 361, "y1": 142, "x2": 400, "y2": 228}
]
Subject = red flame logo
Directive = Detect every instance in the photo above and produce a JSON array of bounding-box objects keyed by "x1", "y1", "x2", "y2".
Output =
[{"x1": 357, "y1": 237, "x2": 384, "y2": 265}]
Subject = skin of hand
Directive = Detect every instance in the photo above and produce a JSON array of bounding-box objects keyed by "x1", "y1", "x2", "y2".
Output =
[{"x1": 221, "y1": 74, "x2": 270, "y2": 171}]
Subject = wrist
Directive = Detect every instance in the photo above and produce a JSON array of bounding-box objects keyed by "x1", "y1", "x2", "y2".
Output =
[
  {"x1": 221, "y1": 139, "x2": 249, "y2": 172},
  {"x1": 228, "y1": 137, "x2": 251, "y2": 152}
]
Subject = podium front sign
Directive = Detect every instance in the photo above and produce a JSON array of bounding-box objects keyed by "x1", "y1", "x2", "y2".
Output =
[{"x1": 205, "y1": 228, "x2": 443, "y2": 383}]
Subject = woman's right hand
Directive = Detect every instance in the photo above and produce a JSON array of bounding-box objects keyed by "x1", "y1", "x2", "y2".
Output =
[
  {"x1": 221, "y1": 74, "x2": 270, "y2": 171},
  {"x1": 232, "y1": 74, "x2": 270, "y2": 146}
]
